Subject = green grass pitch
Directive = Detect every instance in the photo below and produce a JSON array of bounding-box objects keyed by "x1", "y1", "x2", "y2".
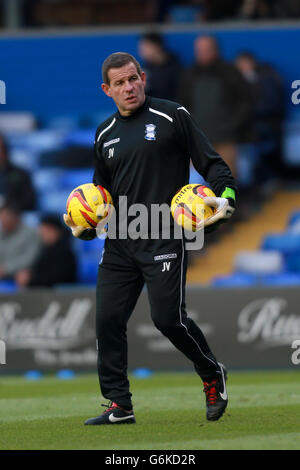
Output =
[{"x1": 0, "y1": 370, "x2": 300, "y2": 450}]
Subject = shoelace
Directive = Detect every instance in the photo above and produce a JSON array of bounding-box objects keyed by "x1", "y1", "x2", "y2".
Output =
[
  {"x1": 101, "y1": 401, "x2": 132, "y2": 414},
  {"x1": 101, "y1": 401, "x2": 118, "y2": 413},
  {"x1": 203, "y1": 380, "x2": 219, "y2": 405}
]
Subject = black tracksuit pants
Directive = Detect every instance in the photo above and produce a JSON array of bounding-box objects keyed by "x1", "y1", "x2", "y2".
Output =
[{"x1": 96, "y1": 237, "x2": 221, "y2": 408}]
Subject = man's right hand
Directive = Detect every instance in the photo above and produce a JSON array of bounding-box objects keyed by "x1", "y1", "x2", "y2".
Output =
[{"x1": 63, "y1": 213, "x2": 97, "y2": 241}]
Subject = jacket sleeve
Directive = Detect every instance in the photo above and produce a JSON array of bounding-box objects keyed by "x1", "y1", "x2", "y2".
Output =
[
  {"x1": 92, "y1": 131, "x2": 112, "y2": 193},
  {"x1": 174, "y1": 106, "x2": 237, "y2": 197}
]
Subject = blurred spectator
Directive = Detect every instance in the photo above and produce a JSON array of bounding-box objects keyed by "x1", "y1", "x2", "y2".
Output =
[
  {"x1": 274, "y1": 0, "x2": 300, "y2": 18},
  {"x1": 155, "y1": 0, "x2": 176, "y2": 22},
  {"x1": 239, "y1": 0, "x2": 277, "y2": 19},
  {"x1": 22, "y1": 0, "x2": 40, "y2": 27},
  {"x1": 235, "y1": 51, "x2": 285, "y2": 183},
  {"x1": 15, "y1": 214, "x2": 77, "y2": 288},
  {"x1": 0, "y1": 202, "x2": 40, "y2": 282},
  {"x1": 138, "y1": 31, "x2": 182, "y2": 101},
  {"x1": 178, "y1": 35, "x2": 252, "y2": 176},
  {"x1": 0, "y1": 133, "x2": 37, "y2": 211},
  {"x1": 237, "y1": 0, "x2": 300, "y2": 19},
  {"x1": 202, "y1": 0, "x2": 241, "y2": 21}
]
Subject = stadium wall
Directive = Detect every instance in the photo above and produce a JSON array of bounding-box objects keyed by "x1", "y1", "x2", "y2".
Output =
[{"x1": 0, "y1": 286, "x2": 298, "y2": 372}]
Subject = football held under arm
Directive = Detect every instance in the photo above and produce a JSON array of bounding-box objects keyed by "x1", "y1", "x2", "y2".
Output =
[
  {"x1": 62, "y1": 130, "x2": 113, "y2": 241},
  {"x1": 174, "y1": 106, "x2": 237, "y2": 198},
  {"x1": 174, "y1": 106, "x2": 237, "y2": 227}
]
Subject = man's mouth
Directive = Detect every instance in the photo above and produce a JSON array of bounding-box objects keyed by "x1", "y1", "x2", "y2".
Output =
[{"x1": 126, "y1": 95, "x2": 136, "y2": 102}]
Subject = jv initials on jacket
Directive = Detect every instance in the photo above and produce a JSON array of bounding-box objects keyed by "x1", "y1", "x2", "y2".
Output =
[{"x1": 162, "y1": 261, "x2": 171, "y2": 272}]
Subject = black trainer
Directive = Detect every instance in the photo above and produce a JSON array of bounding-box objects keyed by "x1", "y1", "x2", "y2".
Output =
[
  {"x1": 84, "y1": 401, "x2": 136, "y2": 425},
  {"x1": 203, "y1": 363, "x2": 228, "y2": 421}
]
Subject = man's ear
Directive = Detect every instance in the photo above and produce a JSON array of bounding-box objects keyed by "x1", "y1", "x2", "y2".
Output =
[
  {"x1": 141, "y1": 71, "x2": 146, "y2": 87},
  {"x1": 101, "y1": 83, "x2": 111, "y2": 97}
]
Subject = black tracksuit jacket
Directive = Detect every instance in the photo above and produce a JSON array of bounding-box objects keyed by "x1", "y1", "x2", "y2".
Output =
[{"x1": 93, "y1": 95, "x2": 236, "y2": 236}]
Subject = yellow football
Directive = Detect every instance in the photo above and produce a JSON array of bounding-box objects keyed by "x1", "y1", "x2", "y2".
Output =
[
  {"x1": 66, "y1": 183, "x2": 113, "y2": 229},
  {"x1": 171, "y1": 184, "x2": 216, "y2": 232}
]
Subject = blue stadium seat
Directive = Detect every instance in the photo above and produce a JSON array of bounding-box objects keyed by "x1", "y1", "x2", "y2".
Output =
[
  {"x1": 260, "y1": 272, "x2": 300, "y2": 286},
  {"x1": 234, "y1": 250, "x2": 283, "y2": 276},
  {"x1": 212, "y1": 273, "x2": 257, "y2": 287},
  {"x1": 261, "y1": 233, "x2": 300, "y2": 254},
  {"x1": 60, "y1": 169, "x2": 94, "y2": 189},
  {"x1": 283, "y1": 121, "x2": 300, "y2": 166},
  {"x1": 77, "y1": 255, "x2": 100, "y2": 284},
  {"x1": 261, "y1": 234, "x2": 300, "y2": 273},
  {"x1": 39, "y1": 189, "x2": 70, "y2": 213},
  {"x1": 63, "y1": 130, "x2": 95, "y2": 147},
  {"x1": 289, "y1": 220, "x2": 300, "y2": 234},
  {"x1": 213, "y1": 271, "x2": 300, "y2": 287},
  {"x1": 10, "y1": 130, "x2": 65, "y2": 154},
  {"x1": 73, "y1": 236, "x2": 105, "y2": 254},
  {"x1": 288, "y1": 210, "x2": 300, "y2": 228},
  {"x1": 168, "y1": 6, "x2": 202, "y2": 22},
  {"x1": 10, "y1": 148, "x2": 39, "y2": 171},
  {"x1": 284, "y1": 252, "x2": 300, "y2": 273},
  {"x1": 43, "y1": 115, "x2": 81, "y2": 130},
  {"x1": 33, "y1": 168, "x2": 65, "y2": 192},
  {"x1": 22, "y1": 211, "x2": 40, "y2": 228},
  {"x1": 0, "y1": 281, "x2": 18, "y2": 293}
]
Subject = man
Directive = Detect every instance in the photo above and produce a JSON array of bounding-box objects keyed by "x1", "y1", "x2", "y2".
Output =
[
  {"x1": 0, "y1": 134, "x2": 37, "y2": 211},
  {"x1": 0, "y1": 202, "x2": 40, "y2": 282},
  {"x1": 178, "y1": 35, "x2": 252, "y2": 177},
  {"x1": 138, "y1": 31, "x2": 182, "y2": 101},
  {"x1": 235, "y1": 51, "x2": 285, "y2": 184},
  {"x1": 15, "y1": 214, "x2": 77, "y2": 288},
  {"x1": 64, "y1": 52, "x2": 236, "y2": 425}
]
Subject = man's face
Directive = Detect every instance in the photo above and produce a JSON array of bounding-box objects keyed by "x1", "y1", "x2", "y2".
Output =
[
  {"x1": 0, "y1": 208, "x2": 19, "y2": 233},
  {"x1": 235, "y1": 56, "x2": 255, "y2": 75},
  {"x1": 101, "y1": 62, "x2": 146, "y2": 116},
  {"x1": 39, "y1": 224, "x2": 60, "y2": 245},
  {"x1": 138, "y1": 40, "x2": 161, "y2": 64},
  {"x1": 194, "y1": 37, "x2": 219, "y2": 66}
]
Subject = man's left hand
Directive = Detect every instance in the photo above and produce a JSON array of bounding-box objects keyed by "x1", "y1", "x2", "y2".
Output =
[{"x1": 203, "y1": 197, "x2": 235, "y2": 228}]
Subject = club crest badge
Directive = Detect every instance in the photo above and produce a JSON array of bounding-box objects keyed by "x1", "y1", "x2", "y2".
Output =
[{"x1": 145, "y1": 123, "x2": 156, "y2": 141}]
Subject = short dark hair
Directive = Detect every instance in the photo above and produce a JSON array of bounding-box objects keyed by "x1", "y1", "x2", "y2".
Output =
[
  {"x1": 235, "y1": 51, "x2": 256, "y2": 62},
  {"x1": 140, "y1": 32, "x2": 165, "y2": 49},
  {"x1": 102, "y1": 52, "x2": 142, "y2": 85},
  {"x1": 40, "y1": 213, "x2": 64, "y2": 230},
  {"x1": 0, "y1": 200, "x2": 21, "y2": 215}
]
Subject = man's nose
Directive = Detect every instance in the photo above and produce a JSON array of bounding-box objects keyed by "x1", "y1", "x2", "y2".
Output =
[{"x1": 124, "y1": 80, "x2": 134, "y2": 92}]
